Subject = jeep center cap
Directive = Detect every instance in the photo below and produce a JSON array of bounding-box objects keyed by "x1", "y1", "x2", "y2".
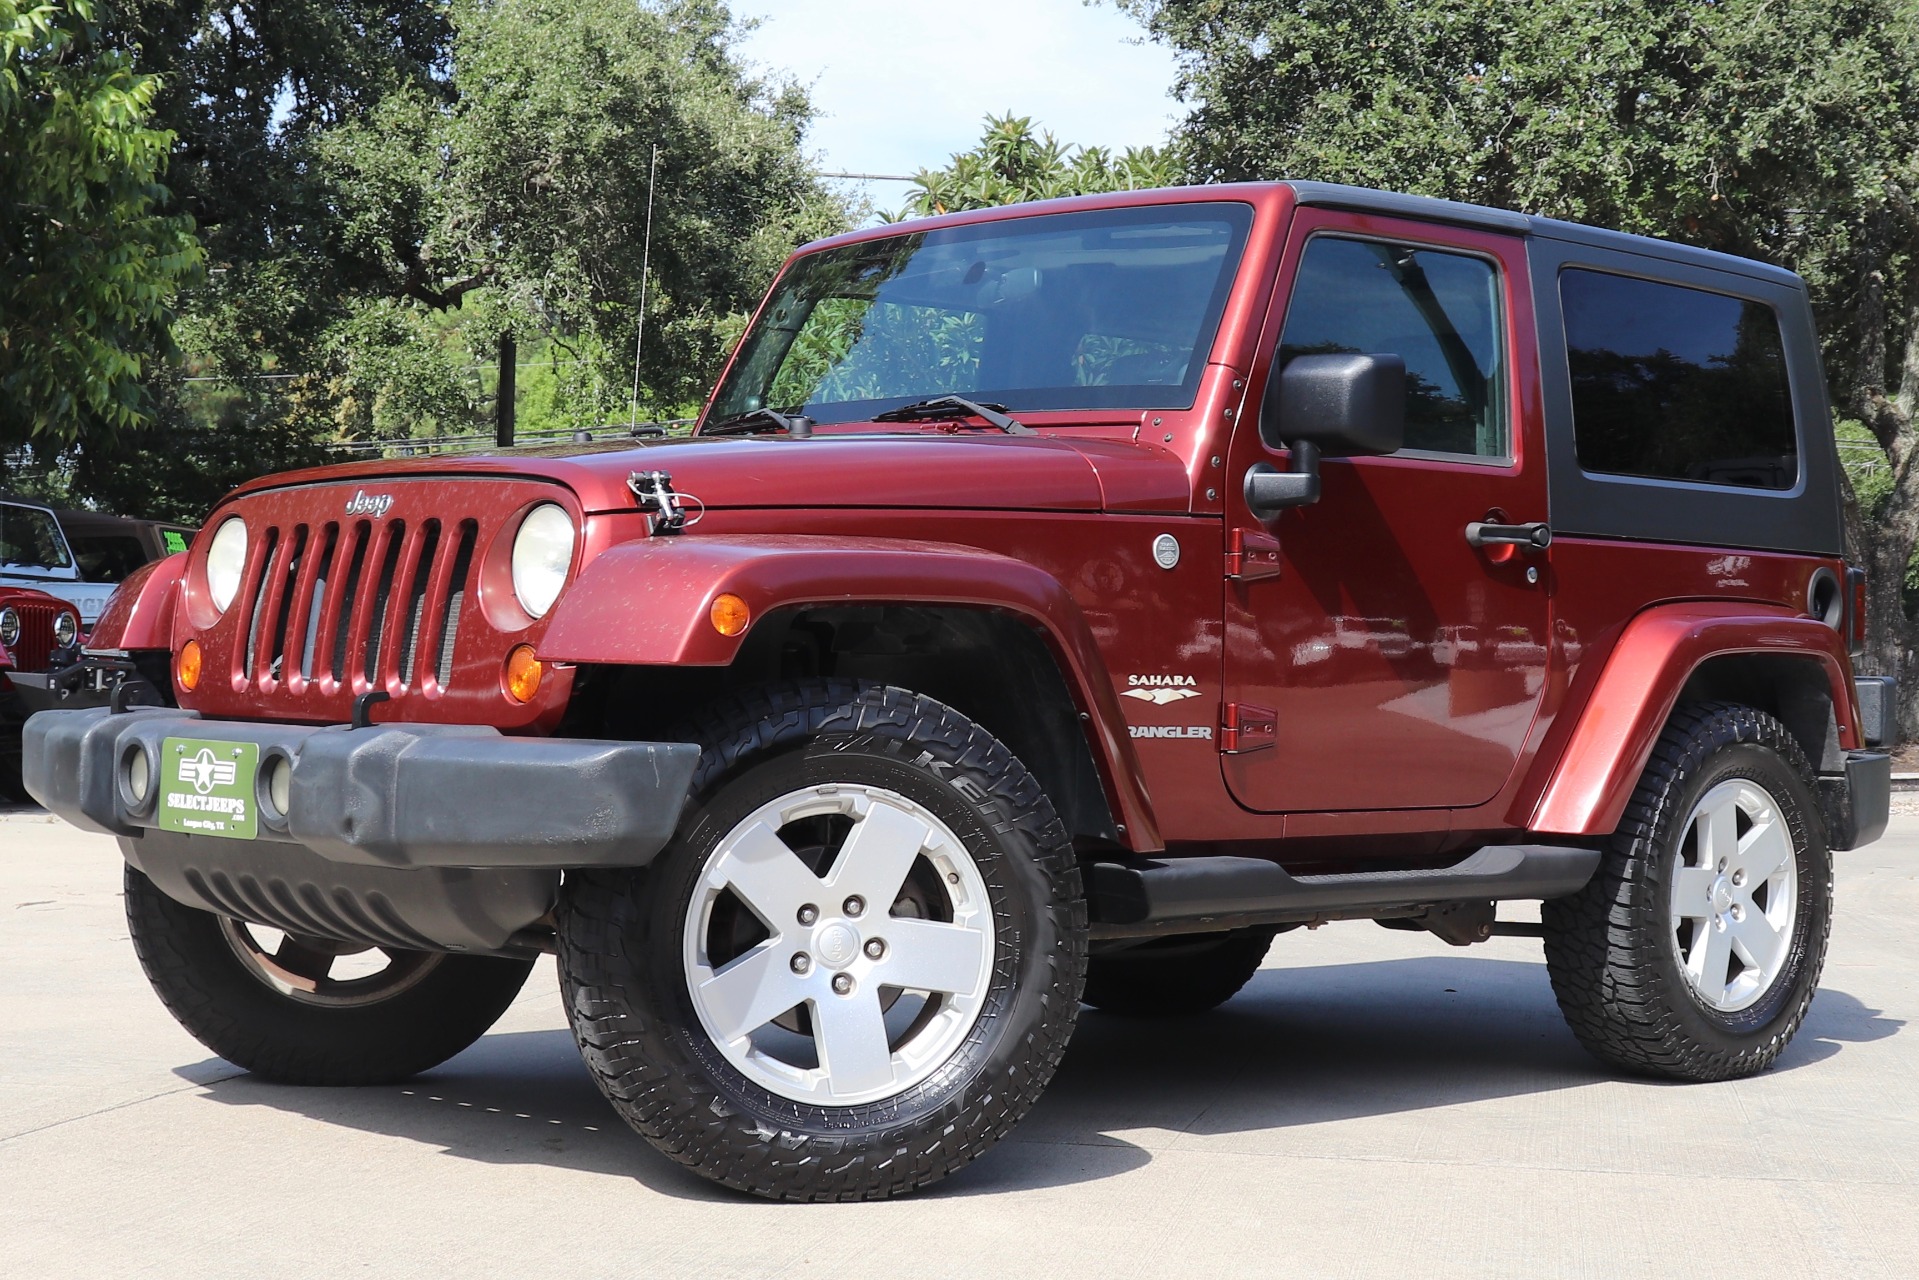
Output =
[{"x1": 815, "y1": 922, "x2": 859, "y2": 969}]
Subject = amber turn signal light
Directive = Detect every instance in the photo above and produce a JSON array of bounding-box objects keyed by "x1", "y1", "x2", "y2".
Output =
[
  {"x1": 176, "y1": 639, "x2": 203, "y2": 692},
  {"x1": 503, "y1": 645, "x2": 543, "y2": 703},
  {"x1": 710, "y1": 593, "x2": 750, "y2": 637}
]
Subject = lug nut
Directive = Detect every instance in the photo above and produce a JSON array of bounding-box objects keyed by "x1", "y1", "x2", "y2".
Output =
[
  {"x1": 790, "y1": 953, "x2": 811, "y2": 975},
  {"x1": 1717, "y1": 858, "x2": 1728, "y2": 872},
  {"x1": 1731, "y1": 870, "x2": 1747, "y2": 887},
  {"x1": 864, "y1": 938, "x2": 885, "y2": 960},
  {"x1": 843, "y1": 895, "x2": 865, "y2": 918},
  {"x1": 797, "y1": 904, "x2": 819, "y2": 926},
  {"x1": 832, "y1": 973, "x2": 854, "y2": 995}
]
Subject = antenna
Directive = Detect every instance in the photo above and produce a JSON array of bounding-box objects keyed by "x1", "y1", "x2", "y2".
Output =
[{"x1": 628, "y1": 143, "x2": 660, "y2": 433}]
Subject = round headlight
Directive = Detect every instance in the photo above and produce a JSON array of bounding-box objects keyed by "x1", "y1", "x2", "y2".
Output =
[
  {"x1": 0, "y1": 607, "x2": 18, "y2": 648},
  {"x1": 510, "y1": 503, "x2": 575, "y2": 620},
  {"x1": 205, "y1": 517, "x2": 248, "y2": 613},
  {"x1": 52, "y1": 611, "x2": 78, "y2": 648}
]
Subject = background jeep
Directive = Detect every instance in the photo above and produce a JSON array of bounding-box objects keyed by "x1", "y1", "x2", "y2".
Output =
[{"x1": 25, "y1": 181, "x2": 1892, "y2": 1201}]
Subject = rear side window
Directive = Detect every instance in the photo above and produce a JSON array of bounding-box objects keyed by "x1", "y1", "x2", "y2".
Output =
[
  {"x1": 1278, "y1": 235, "x2": 1508, "y2": 458},
  {"x1": 1561, "y1": 270, "x2": 1797, "y2": 490}
]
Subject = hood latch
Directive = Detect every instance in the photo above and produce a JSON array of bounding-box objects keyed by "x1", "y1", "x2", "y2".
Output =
[{"x1": 628, "y1": 470, "x2": 688, "y2": 535}]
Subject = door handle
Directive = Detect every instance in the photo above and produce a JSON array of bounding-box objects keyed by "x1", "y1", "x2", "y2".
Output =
[{"x1": 1465, "y1": 520, "x2": 1551, "y2": 551}]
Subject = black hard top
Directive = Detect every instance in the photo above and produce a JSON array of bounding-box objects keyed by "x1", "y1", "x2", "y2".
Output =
[{"x1": 1285, "y1": 181, "x2": 1805, "y2": 293}]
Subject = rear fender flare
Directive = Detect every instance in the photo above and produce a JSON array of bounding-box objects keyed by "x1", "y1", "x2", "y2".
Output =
[
  {"x1": 1523, "y1": 602, "x2": 1858, "y2": 836},
  {"x1": 540, "y1": 534, "x2": 1161, "y2": 850}
]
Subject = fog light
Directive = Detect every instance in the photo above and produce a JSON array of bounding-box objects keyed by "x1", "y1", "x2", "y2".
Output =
[
  {"x1": 504, "y1": 645, "x2": 543, "y2": 703},
  {"x1": 176, "y1": 640, "x2": 203, "y2": 692},
  {"x1": 125, "y1": 747, "x2": 152, "y2": 808},
  {"x1": 264, "y1": 754, "x2": 292, "y2": 818},
  {"x1": 710, "y1": 593, "x2": 750, "y2": 637}
]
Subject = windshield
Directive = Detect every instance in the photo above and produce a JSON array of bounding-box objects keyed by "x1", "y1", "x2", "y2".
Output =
[
  {"x1": 0, "y1": 503, "x2": 75, "y2": 574},
  {"x1": 709, "y1": 203, "x2": 1255, "y2": 427}
]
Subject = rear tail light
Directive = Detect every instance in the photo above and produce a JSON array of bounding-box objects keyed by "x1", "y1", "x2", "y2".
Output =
[{"x1": 1847, "y1": 566, "x2": 1868, "y2": 657}]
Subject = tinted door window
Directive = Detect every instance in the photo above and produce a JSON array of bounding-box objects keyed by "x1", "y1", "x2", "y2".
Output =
[
  {"x1": 1561, "y1": 270, "x2": 1797, "y2": 490},
  {"x1": 1278, "y1": 236, "x2": 1507, "y2": 457}
]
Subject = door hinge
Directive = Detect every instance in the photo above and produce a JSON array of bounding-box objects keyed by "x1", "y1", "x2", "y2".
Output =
[
  {"x1": 1220, "y1": 702, "x2": 1277, "y2": 753},
  {"x1": 1225, "y1": 528, "x2": 1283, "y2": 581}
]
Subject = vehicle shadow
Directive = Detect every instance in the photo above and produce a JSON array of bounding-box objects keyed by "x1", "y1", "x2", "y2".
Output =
[
  {"x1": 176, "y1": 954, "x2": 1900, "y2": 1202},
  {"x1": 1004, "y1": 956, "x2": 1900, "y2": 1158}
]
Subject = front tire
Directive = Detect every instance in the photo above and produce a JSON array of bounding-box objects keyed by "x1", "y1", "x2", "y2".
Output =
[
  {"x1": 125, "y1": 866, "x2": 534, "y2": 1085},
  {"x1": 1541, "y1": 702, "x2": 1832, "y2": 1081},
  {"x1": 557, "y1": 681, "x2": 1086, "y2": 1201}
]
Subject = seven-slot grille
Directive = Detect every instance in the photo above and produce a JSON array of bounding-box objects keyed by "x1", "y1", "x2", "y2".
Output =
[
  {"x1": 234, "y1": 515, "x2": 479, "y2": 697},
  {"x1": 2, "y1": 597, "x2": 64, "y2": 671}
]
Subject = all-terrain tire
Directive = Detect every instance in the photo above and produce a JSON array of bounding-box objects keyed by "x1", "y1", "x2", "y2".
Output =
[
  {"x1": 1082, "y1": 927, "x2": 1276, "y2": 1016},
  {"x1": 1541, "y1": 702, "x2": 1832, "y2": 1081},
  {"x1": 556, "y1": 679, "x2": 1087, "y2": 1202},
  {"x1": 126, "y1": 865, "x2": 535, "y2": 1085}
]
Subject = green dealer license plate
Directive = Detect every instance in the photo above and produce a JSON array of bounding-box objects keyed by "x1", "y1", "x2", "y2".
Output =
[{"x1": 158, "y1": 738, "x2": 260, "y2": 840}]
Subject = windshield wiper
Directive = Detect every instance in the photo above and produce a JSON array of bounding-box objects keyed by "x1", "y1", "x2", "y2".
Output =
[
  {"x1": 870, "y1": 396, "x2": 1034, "y2": 436},
  {"x1": 703, "y1": 407, "x2": 814, "y2": 438}
]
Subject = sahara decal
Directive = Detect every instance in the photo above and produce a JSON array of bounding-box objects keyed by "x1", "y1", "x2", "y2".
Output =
[{"x1": 1122, "y1": 673, "x2": 1202, "y2": 704}]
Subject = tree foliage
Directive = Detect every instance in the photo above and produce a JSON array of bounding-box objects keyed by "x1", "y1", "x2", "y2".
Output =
[
  {"x1": 318, "y1": 0, "x2": 847, "y2": 419},
  {"x1": 900, "y1": 113, "x2": 1180, "y2": 216},
  {"x1": 1123, "y1": 0, "x2": 1919, "y2": 720},
  {"x1": 7, "y1": 1, "x2": 841, "y2": 521},
  {"x1": 0, "y1": 0, "x2": 200, "y2": 450}
]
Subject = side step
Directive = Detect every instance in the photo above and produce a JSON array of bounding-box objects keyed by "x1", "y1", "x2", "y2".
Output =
[{"x1": 1084, "y1": 845, "x2": 1601, "y2": 939}]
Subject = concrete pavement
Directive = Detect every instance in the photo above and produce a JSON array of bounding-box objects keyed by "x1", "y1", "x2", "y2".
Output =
[{"x1": 3, "y1": 805, "x2": 1914, "y2": 1279}]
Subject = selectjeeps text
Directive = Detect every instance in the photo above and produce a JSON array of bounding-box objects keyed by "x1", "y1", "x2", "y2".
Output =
[{"x1": 26, "y1": 183, "x2": 1895, "y2": 1200}]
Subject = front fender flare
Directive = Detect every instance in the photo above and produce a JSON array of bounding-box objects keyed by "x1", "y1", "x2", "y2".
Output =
[
  {"x1": 86, "y1": 552, "x2": 185, "y2": 651},
  {"x1": 1523, "y1": 602, "x2": 1858, "y2": 837},
  {"x1": 540, "y1": 534, "x2": 1161, "y2": 850}
]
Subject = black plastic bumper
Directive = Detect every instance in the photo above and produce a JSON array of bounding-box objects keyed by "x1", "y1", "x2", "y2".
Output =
[
  {"x1": 1822, "y1": 749, "x2": 1891, "y2": 851},
  {"x1": 22, "y1": 707, "x2": 702, "y2": 953},
  {"x1": 25, "y1": 706, "x2": 700, "y2": 868}
]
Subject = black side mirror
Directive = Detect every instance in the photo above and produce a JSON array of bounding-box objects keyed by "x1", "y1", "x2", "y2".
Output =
[{"x1": 1245, "y1": 352, "x2": 1406, "y2": 519}]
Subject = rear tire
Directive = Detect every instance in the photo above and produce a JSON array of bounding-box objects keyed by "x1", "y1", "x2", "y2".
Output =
[
  {"x1": 126, "y1": 865, "x2": 534, "y2": 1085},
  {"x1": 1082, "y1": 927, "x2": 1276, "y2": 1016},
  {"x1": 1541, "y1": 702, "x2": 1831, "y2": 1081},
  {"x1": 557, "y1": 680, "x2": 1086, "y2": 1201}
]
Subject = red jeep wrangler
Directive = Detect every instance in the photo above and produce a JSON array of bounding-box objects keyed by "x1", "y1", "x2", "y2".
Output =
[
  {"x1": 26, "y1": 182, "x2": 1893, "y2": 1201},
  {"x1": 1, "y1": 585, "x2": 84, "y2": 800}
]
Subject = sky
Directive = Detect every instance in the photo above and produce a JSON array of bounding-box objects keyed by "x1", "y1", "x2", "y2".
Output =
[{"x1": 734, "y1": 0, "x2": 1183, "y2": 214}]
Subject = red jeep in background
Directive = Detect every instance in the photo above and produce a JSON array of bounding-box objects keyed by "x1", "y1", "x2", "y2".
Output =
[
  {"x1": 1, "y1": 585, "x2": 84, "y2": 800},
  {"x1": 25, "y1": 182, "x2": 1893, "y2": 1201}
]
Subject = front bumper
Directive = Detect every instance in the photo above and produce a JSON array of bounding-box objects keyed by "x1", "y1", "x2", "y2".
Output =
[
  {"x1": 24, "y1": 706, "x2": 701, "y2": 952},
  {"x1": 4, "y1": 669, "x2": 115, "y2": 717}
]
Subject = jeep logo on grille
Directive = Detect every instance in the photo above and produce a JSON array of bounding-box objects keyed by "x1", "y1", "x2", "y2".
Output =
[{"x1": 344, "y1": 489, "x2": 394, "y2": 518}]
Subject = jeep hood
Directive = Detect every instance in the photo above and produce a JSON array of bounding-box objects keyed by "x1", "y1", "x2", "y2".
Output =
[{"x1": 234, "y1": 431, "x2": 1195, "y2": 515}]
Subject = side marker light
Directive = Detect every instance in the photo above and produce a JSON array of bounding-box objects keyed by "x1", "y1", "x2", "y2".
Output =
[{"x1": 710, "y1": 593, "x2": 750, "y2": 638}]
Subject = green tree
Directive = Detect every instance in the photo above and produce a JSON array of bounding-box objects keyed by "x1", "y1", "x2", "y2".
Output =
[
  {"x1": 317, "y1": 0, "x2": 848, "y2": 424},
  {"x1": 8, "y1": 2, "x2": 459, "y2": 520},
  {"x1": 901, "y1": 113, "x2": 1180, "y2": 216},
  {"x1": 0, "y1": 0, "x2": 200, "y2": 454},
  {"x1": 1122, "y1": 0, "x2": 1919, "y2": 726}
]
